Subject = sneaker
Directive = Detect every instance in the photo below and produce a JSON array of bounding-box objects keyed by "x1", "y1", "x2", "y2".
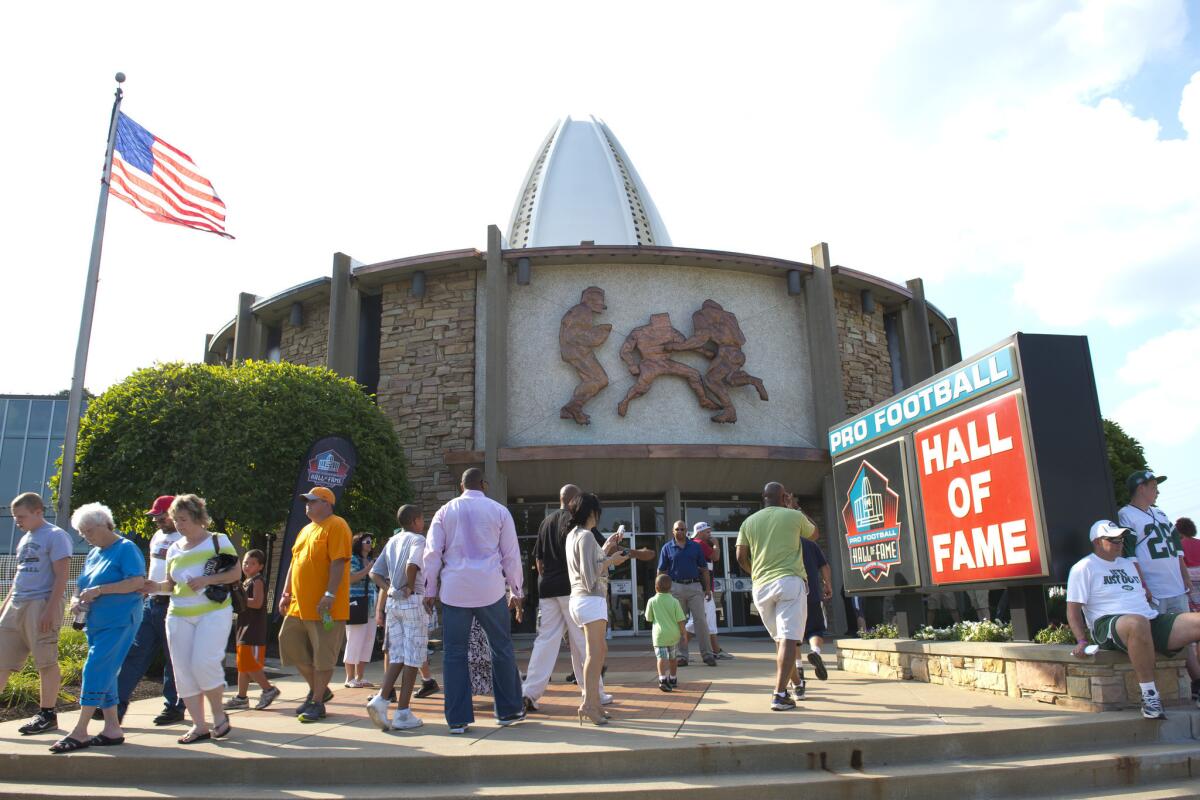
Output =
[
  {"x1": 659, "y1": 678, "x2": 672, "y2": 692},
  {"x1": 599, "y1": 692, "x2": 614, "y2": 706},
  {"x1": 791, "y1": 680, "x2": 807, "y2": 700},
  {"x1": 255, "y1": 686, "x2": 281, "y2": 710},
  {"x1": 91, "y1": 708, "x2": 104, "y2": 721},
  {"x1": 296, "y1": 688, "x2": 334, "y2": 715},
  {"x1": 298, "y1": 701, "x2": 326, "y2": 723},
  {"x1": 414, "y1": 678, "x2": 440, "y2": 699},
  {"x1": 677, "y1": 655, "x2": 690, "y2": 667},
  {"x1": 17, "y1": 710, "x2": 57, "y2": 736},
  {"x1": 1141, "y1": 693, "x2": 1167, "y2": 720},
  {"x1": 223, "y1": 695, "x2": 250, "y2": 710},
  {"x1": 703, "y1": 655, "x2": 717, "y2": 667},
  {"x1": 366, "y1": 694, "x2": 392, "y2": 731},
  {"x1": 391, "y1": 708, "x2": 424, "y2": 730},
  {"x1": 668, "y1": 677, "x2": 678, "y2": 689},
  {"x1": 565, "y1": 672, "x2": 577, "y2": 684},
  {"x1": 771, "y1": 692, "x2": 797, "y2": 711},
  {"x1": 715, "y1": 650, "x2": 735, "y2": 660},
  {"x1": 152, "y1": 707, "x2": 185, "y2": 726},
  {"x1": 808, "y1": 651, "x2": 829, "y2": 681},
  {"x1": 522, "y1": 696, "x2": 539, "y2": 713},
  {"x1": 497, "y1": 711, "x2": 526, "y2": 726},
  {"x1": 448, "y1": 723, "x2": 470, "y2": 734}
]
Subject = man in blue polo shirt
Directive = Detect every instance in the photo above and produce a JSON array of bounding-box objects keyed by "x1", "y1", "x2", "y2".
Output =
[{"x1": 658, "y1": 520, "x2": 715, "y2": 666}]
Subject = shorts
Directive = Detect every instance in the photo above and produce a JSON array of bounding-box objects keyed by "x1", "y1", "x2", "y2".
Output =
[
  {"x1": 925, "y1": 592, "x2": 957, "y2": 611},
  {"x1": 385, "y1": 597, "x2": 429, "y2": 668},
  {"x1": 278, "y1": 615, "x2": 347, "y2": 672},
  {"x1": 569, "y1": 595, "x2": 608, "y2": 627},
  {"x1": 803, "y1": 598, "x2": 829, "y2": 640},
  {"x1": 685, "y1": 596, "x2": 718, "y2": 635},
  {"x1": 752, "y1": 576, "x2": 807, "y2": 642},
  {"x1": 236, "y1": 643, "x2": 266, "y2": 673},
  {"x1": 1152, "y1": 594, "x2": 1190, "y2": 615},
  {"x1": 653, "y1": 645, "x2": 676, "y2": 660},
  {"x1": 1091, "y1": 613, "x2": 1182, "y2": 657},
  {"x1": 0, "y1": 598, "x2": 61, "y2": 671}
]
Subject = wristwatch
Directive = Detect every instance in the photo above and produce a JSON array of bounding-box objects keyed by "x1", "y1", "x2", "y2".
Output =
[{"x1": 323, "y1": 591, "x2": 335, "y2": 599}]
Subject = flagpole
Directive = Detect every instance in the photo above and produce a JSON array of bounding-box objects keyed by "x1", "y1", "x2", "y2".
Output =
[{"x1": 57, "y1": 72, "x2": 125, "y2": 530}]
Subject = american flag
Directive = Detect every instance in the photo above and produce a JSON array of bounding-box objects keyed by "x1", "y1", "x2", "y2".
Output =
[{"x1": 110, "y1": 112, "x2": 233, "y2": 238}]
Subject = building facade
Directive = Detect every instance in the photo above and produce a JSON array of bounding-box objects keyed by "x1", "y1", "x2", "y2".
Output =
[{"x1": 205, "y1": 117, "x2": 962, "y2": 636}]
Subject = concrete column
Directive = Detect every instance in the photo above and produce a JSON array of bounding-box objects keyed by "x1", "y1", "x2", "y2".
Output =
[
  {"x1": 664, "y1": 487, "x2": 682, "y2": 529},
  {"x1": 803, "y1": 243, "x2": 848, "y2": 435},
  {"x1": 203, "y1": 334, "x2": 221, "y2": 366},
  {"x1": 483, "y1": 225, "x2": 509, "y2": 503},
  {"x1": 232, "y1": 292, "x2": 265, "y2": 362},
  {"x1": 326, "y1": 252, "x2": 360, "y2": 378},
  {"x1": 900, "y1": 278, "x2": 936, "y2": 384},
  {"x1": 820, "y1": 474, "x2": 848, "y2": 635},
  {"x1": 941, "y1": 317, "x2": 964, "y2": 367}
]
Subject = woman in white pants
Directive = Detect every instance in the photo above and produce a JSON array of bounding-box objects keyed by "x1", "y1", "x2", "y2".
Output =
[
  {"x1": 343, "y1": 534, "x2": 378, "y2": 687},
  {"x1": 145, "y1": 495, "x2": 240, "y2": 744},
  {"x1": 565, "y1": 493, "x2": 628, "y2": 726}
]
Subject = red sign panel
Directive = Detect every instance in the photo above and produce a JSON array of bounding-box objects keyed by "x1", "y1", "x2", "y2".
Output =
[{"x1": 913, "y1": 392, "x2": 1045, "y2": 585}]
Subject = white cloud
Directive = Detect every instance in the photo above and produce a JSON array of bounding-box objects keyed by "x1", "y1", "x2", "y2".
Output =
[{"x1": 1112, "y1": 325, "x2": 1200, "y2": 445}]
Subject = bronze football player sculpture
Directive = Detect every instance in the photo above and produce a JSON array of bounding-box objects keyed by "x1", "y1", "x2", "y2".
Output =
[
  {"x1": 616, "y1": 312, "x2": 721, "y2": 417},
  {"x1": 559, "y1": 287, "x2": 612, "y2": 425},
  {"x1": 668, "y1": 299, "x2": 768, "y2": 423}
]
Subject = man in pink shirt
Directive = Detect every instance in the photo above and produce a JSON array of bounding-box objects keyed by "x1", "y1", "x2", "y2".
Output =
[{"x1": 423, "y1": 468, "x2": 525, "y2": 733}]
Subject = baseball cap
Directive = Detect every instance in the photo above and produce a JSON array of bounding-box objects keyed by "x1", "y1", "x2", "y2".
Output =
[
  {"x1": 300, "y1": 486, "x2": 336, "y2": 504},
  {"x1": 1089, "y1": 519, "x2": 1131, "y2": 542},
  {"x1": 146, "y1": 495, "x2": 175, "y2": 516},
  {"x1": 1126, "y1": 469, "x2": 1167, "y2": 495},
  {"x1": 691, "y1": 521, "x2": 713, "y2": 538}
]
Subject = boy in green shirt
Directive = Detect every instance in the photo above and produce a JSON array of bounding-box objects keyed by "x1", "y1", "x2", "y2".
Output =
[{"x1": 644, "y1": 574, "x2": 687, "y2": 692}]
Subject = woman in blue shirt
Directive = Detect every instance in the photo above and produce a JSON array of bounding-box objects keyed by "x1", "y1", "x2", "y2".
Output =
[
  {"x1": 49, "y1": 503, "x2": 146, "y2": 753},
  {"x1": 343, "y1": 533, "x2": 377, "y2": 688}
]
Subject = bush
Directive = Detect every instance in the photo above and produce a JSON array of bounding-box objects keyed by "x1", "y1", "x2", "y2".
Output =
[
  {"x1": 1034, "y1": 623, "x2": 1077, "y2": 644},
  {"x1": 1, "y1": 628, "x2": 88, "y2": 708},
  {"x1": 913, "y1": 620, "x2": 1013, "y2": 642},
  {"x1": 860, "y1": 623, "x2": 899, "y2": 639}
]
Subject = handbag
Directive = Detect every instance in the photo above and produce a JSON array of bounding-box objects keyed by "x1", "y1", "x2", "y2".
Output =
[
  {"x1": 347, "y1": 563, "x2": 369, "y2": 624},
  {"x1": 203, "y1": 535, "x2": 248, "y2": 614}
]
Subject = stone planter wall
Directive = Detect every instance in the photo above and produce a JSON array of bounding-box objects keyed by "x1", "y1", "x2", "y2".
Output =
[{"x1": 837, "y1": 638, "x2": 1191, "y2": 711}]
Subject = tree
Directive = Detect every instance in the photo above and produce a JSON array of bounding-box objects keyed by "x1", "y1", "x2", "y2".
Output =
[
  {"x1": 55, "y1": 361, "x2": 410, "y2": 548},
  {"x1": 1103, "y1": 418, "x2": 1148, "y2": 508}
]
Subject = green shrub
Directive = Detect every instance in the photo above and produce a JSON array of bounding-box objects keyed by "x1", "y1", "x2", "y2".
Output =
[
  {"x1": 913, "y1": 620, "x2": 1013, "y2": 642},
  {"x1": 1034, "y1": 623, "x2": 1077, "y2": 644},
  {"x1": 860, "y1": 623, "x2": 899, "y2": 639},
  {"x1": 1, "y1": 628, "x2": 89, "y2": 708}
]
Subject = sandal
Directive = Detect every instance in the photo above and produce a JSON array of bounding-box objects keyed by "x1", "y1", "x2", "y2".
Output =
[
  {"x1": 177, "y1": 728, "x2": 211, "y2": 745},
  {"x1": 212, "y1": 717, "x2": 232, "y2": 739},
  {"x1": 87, "y1": 733, "x2": 125, "y2": 746},
  {"x1": 48, "y1": 737, "x2": 90, "y2": 754}
]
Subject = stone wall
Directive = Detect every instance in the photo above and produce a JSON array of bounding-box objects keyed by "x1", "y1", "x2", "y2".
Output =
[
  {"x1": 834, "y1": 289, "x2": 893, "y2": 415},
  {"x1": 278, "y1": 297, "x2": 330, "y2": 368},
  {"x1": 837, "y1": 639, "x2": 1191, "y2": 711},
  {"x1": 375, "y1": 271, "x2": 477, "y2": 515}
]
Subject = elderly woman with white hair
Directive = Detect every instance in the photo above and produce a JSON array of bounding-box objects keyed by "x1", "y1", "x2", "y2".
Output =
[{"x1": 48, "y1": 503, "x2": 146, "y2": 753}]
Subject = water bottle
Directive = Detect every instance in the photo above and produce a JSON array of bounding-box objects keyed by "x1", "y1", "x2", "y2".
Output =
[
  {"x1": 321, "y1": 609, "x2": 334, "y2": 631},
  {"x1": 72, "y1": 601, "x2": 89, "y2": 631}
]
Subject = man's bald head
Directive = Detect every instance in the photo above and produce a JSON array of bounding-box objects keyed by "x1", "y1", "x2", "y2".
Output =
[
  {"x1": 763, "y1": 482, "x2": 785, "y2": 507},
  {"x1": 462, "y1": 468, "x2": 485, "y2": 491},
  {"x1": 559, "y1": 484, "x2": 581, "y2": 508}
]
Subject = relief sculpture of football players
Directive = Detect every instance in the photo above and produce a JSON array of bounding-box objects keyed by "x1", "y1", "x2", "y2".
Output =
[
  {"x1": 668, "y1": 299, "x2": 768, "y2": 423},
  {"x1": 559, "y1": 287, "x2": 612, "y2": 425},
  {"x1": 617, "y1": 313, "x2": 721, "y2": 417}
]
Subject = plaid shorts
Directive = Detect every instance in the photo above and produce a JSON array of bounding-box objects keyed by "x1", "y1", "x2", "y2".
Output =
[
  {"x1": 653, "y1": 645, "x2": 676, "y2": 660},
  {"x1": 386, "y1": 597, "x2": 429, "y2": 668}
]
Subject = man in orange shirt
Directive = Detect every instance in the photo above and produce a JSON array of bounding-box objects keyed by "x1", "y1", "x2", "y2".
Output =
[{"x1": 278, "y1": 486, "x2": 351, "y2": 723}]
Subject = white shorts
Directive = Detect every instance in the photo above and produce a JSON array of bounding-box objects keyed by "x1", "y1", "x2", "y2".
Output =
[
  {"x1": 1152, "y1": 593, "x2": 1190, "y2": 614},
  {"x1": 569, "y1": 595, "x2": 607, "y2": 627},
  {"x1": 752, "y1": 576, "x2": 806, "y2": 642},
  {"x1": 685, "y1": 596, "x2": 718, "y2": 635},
  {"x1": 386, "y1": 597, "x2": 429, "y2": 668}
]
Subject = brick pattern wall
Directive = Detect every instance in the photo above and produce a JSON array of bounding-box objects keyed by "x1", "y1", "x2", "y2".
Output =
[
  {"x1": 278, "y1": 298, "x2": 330, "y2": 368},
  {"x1": 835, "y1": 289, "x2": 893, "y2": 415},
  {"x1": 375, "y1": 271, "x2": 477, "y2": 515}
]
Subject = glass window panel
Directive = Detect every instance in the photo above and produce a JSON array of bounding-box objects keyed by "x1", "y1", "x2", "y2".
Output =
[
  {"x1": 596, "y1": 504, "x2": 634, "y2": 535},
  {"x1": 20, "y1": 438, "x2": 52, "y2": 495},
  {"x1": 0, "y1": 443, "x2": 22, "y2": 503},
  {"x1": 683, "y1": 501, "x2": 760, "y2": 533},
  {"x1": 51, "y1": 401, "x2": 68, "y2": 436},
  {"x1": 27, "y1": 400, "x2": 52, "y2": 437},
  {"x1": 4, "y1": 399, "x2": 30, "y2": 437},
  {"x1": 508, "y1": 503, "x2": 552, "y2": 538},
  {"x1": 636, "y1": 502, "x2": 664, "y2": 534}
]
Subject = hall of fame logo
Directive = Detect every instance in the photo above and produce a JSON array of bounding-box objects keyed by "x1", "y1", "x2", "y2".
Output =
[
  {"x1": 841, "y1": 460, "x2": 903, "y2": 582},
  {"x1": 307, "y1": 449, "x2": 350, "y2": 487}
]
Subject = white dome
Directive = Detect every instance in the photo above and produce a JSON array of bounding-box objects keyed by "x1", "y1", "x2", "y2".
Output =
[{"x1": 507, "y1": 116, "x2": 671, "y2": 248}]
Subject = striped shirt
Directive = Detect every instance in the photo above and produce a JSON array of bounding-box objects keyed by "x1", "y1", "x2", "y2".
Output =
[{"x1": 166, "y1": 533, "x2": 237, "y2": 617}]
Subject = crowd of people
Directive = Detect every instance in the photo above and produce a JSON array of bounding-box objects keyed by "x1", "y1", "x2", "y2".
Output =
[{"x1": 3, "y1": 465, "x2": 1200, "y2": 748}]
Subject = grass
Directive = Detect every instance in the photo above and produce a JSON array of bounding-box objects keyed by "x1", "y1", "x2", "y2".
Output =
[{"x1": 1, "y1": 627, "x2": 88, "y2": 708}]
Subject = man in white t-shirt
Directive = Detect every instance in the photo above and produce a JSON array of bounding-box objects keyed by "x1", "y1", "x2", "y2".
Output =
[
  {"x1": 114, "y1": 495, "x2": 186, "y2": 725},
  {"x1": 365, "y1": 505, "x2": 430, "y2": 731},
  {"x1": 1117, "y1": 470, "x2": 1200, "y2": 702},
  {"x1": 1067, "y1": 520, "x2": 1200, "y2": 719}
]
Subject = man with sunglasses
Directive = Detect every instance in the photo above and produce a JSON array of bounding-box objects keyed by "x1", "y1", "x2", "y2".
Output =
[
  {"x1": 658, "y1": 520, "x2": 715, "y2": 666},
  {"x1": 112, "y1": 495, "x2": 186, "y2": 725}
]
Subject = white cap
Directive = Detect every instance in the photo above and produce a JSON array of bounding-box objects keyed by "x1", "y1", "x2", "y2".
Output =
[
  {"x1": 691, "y1": 521, "x2": 712, "y2": 538},
  {"x1": 1089, "y1": 519, "x2": 1131, "y2": 542}
]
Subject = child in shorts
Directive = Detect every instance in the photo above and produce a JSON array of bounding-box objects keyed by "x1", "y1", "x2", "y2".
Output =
[
  {"x1": 644, "y1": 574, "x2": 686, "y2": 692},
  {"x1": 225, "y1": 550, "x2": 280, "y2": 710}
]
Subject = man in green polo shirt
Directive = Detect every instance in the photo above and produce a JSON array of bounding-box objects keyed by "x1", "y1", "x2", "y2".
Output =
[{"x1": 736, "y1": 482, "x2": 818, "y2": 711}]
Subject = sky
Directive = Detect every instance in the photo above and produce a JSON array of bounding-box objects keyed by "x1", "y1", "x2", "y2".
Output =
[{"x1": 2, "y1": 1, "x2": 1198, "y2": 518}]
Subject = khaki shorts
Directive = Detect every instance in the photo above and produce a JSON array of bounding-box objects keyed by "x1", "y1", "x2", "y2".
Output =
[
  {"x1": 0, "y1": 598, "x2": 61, "y2": 671},
  {"x1": 278, "y1": 615, "x2": 346, "y2": 672}
]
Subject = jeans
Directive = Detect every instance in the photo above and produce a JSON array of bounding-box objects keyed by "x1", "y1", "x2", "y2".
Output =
[
  {"x1": 442, "y1": 597, "x2": 522, "y2": 726},
  {"x1": 117, "y1": 597, "x2": 183, "y2": 715}
]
